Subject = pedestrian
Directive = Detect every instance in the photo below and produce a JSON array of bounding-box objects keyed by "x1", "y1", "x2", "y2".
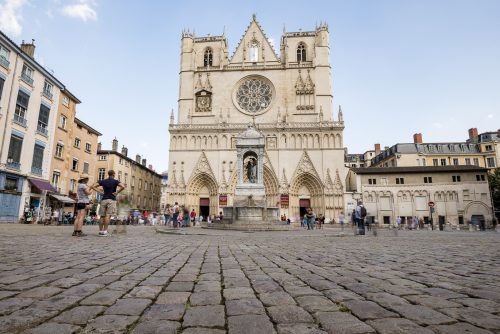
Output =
[
  {"x1": 52, "y1": 209, "x2": 59, "y2": 225},
  {"x1": 339, "y1": 211, "x2": 345, "y2": 232},
  {"x1": 412, "y1": 216, "x2": 418, "y2": 230},
  {"x1": 143, "y1": 211, "x2": 149, "y2": 225},
  {"x1": 396, "y1": 216, "x2": 402, "y2": 230},
  {"x1": 172, "y1": 202, "x2": 179, "y2": 228},
  {"x1": 91, "y1": 170, "x2": 125, "y2": 236},
  {"x1": 318, "y1": 214, "x2": 325, "y2": 229},
  {"x1": 164, "y1": 206, "x2": 172, "y2": 226},
  {"x1": 302, "y1": 215, "x2": 307, "y2": 228},
  {"x1": 73, "y1": 176, "x2": 93, "y2": 237},
  {"x1": 190, "y1": 209, "x2": 197, "y2": 225},
  {"x1": 183, "y1": 207, "x2": 190, "y2": 227},
  {"x1": 305, "y1": 207, "x2": 316, "y2": 230},
  {"x1": 355, "y1": 201, "x2": 367, "y2": 235}
]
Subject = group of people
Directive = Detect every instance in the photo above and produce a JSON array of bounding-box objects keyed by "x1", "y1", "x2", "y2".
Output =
[
  {"x1": 395, "y1": 216, "x2": 426, "y2": 230},
  {"x1": 161, "y1": 203, "x2": 224, "y2": 228},
  {"x1": 300, "y1": 208, "x2": 326, "y2": 230}
]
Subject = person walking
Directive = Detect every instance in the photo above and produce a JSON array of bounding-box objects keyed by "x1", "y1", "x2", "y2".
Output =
[
  {"x1": 339, "y1": 211, "x2": 345, "y2": 232},
  {"x1": 172, "y1": 202, "x2": 179, "y2": 228},
  {"x1": 355, "y1": 201, "x2": 367, "y2": 235},
  {"x1": 396, "y1": 216, "x2": 402, "y2": 230},
  {"x1": 305, "y1": 207, "x2": 316, "y2": 230},
  {"x1": 73, "y1": 176, "x2": 93, "y2": 237},
  {"x1": 190, "y1": 209, "x2": 197, "y2": 226},
  {"x1": 164, "y1": 206, "x2": 172, "y2": 226},
  {"x1": 91, "y1": 170, "x2": 125, "y2": 236}
]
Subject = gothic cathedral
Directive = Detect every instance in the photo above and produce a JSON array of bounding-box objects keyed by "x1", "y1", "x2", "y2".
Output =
[{"x1": 168, "y1": 15, "x2": 346, "y2": 221}]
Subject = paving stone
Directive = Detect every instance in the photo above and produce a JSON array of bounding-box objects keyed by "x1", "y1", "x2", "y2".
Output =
[
  {"x1": 84, "y1": 315, "x2": 139, "y2": 333},
  {"x1": 49, "y1": 277, "x2": 83, "y2": 288},
  {"x1": 228, "y1": 314, "x2": 274, "y2": 334},
  {"x1": 316, "y1": 311, "x2": 376, "y2": 334},
  {"x1": 226, "y1": 298, "x2": 265, "y2": 316},
  {"x1": 277, "y1": 323, "x2": 328, "y2": 334},
  {"x1": 364, "y1": 293, "x2": 409, "y2": 310},
  {"x1": 156, "y1": 292, "x2": 191, "y2": 304},
  {"x1": 30, "y1": 295, "x2": 81, "y2": 313},
  {"x1": 268, "y1": 305, "x2": 313, "y2": 323},
  {"x1": 420, "y1": 287, "x2": 468, "y2": 299},
  {"x1": 405, "y1": 294, "x2": 462, "y2": 309},
  {"x1": 18, "y1": 287, "x2": 63, "y2": 299},
  {"x1": 296, "y1": 295, "x2": 339, "y2": 312},
  {"x1": 190, "y1": 291, "x2": 222, "y2": 306},
  {"x1": 439, "y1": 307, "x2": 500, "y2": 330},
  {"x1": 130, "y1": 320, "x2": 180, "y2": 334},
  {"x1": 343, "y1": 300, "x2": 398, "y2": 320},
  {"x1": 105, "y1": 298, "x2": 152, "y2": 315},
  {"x1": 259, "y1": 291, "x2": 296, "y2": 306},
  {"x1": 107, "y1": 280, "x2": 139, "y2": 291},
  {"x1": 390, "y1": 304, "x2": 455, "y2": 325},
  {"x1": 183, "y1": 305, "x2": 225, "y2": 327},
  {"x1": 453, "y1": 298, "x2": 500, "y2": 314},
  {"x1": 323, "y1": 289, "x2": 364, "y2": 303},
  {"x1": 194, "y1": 281, "x2": 221, "y2": 292},
  {"x1": 125, "y1": 286, "x2": 162, "y2": 299},
  {"x1": 166, "y1": 281, "x2": 194, "y2": 292},
  {"x1": 60, "y1": 283, "x2": 104, "y2": 297},
  {"x1": 20, "y1": 322, "x2": 80, "y2": 334},
  {"x1": 80, "y1": 289, "x2": 124, "y2": 306},
  {"x1": 182, "y1": 328, "x2": 226, "y2": 334},
  {"x1": 52, "y1": 305, "x2": 105, "y2": 325},
  {"x1": 223, "y1": 287, "x2": 255, "y2": 300},
  {"x1": 431, "y1": 322, "x2": 494, "y2": 334},
  {"x1": 0, "y1": 297, "x2": 34, "y2": 315},
  {"x1": 142, "y1": 303, "x2": 186, "y2": 321},
  {"x1": 366, "y1": 318, "x2": 434, "y2": 334}
]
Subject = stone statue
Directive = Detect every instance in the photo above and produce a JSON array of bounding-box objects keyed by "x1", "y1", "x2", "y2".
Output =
[{"x1": 247, "y1": 158, "x2": 257, "y2": 183}]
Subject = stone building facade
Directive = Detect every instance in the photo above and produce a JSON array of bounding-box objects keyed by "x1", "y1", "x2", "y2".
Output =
[
  {"x1": 168, "y1": 16, "x2": 346, "y2": 221},
  {"x1": 347, "y1": 166, "x2": 493, "y2": 227}
]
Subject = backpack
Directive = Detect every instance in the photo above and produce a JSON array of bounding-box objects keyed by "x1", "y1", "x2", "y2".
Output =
[{"x1": 360, "y1": 206, "x2": 367, "y2": 218}]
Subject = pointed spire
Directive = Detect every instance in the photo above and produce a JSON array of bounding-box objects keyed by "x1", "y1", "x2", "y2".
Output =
[
  {"x1": 179, "y1": 162, "x2": 186, "y2": 188},
  {"x1": 295, "y1": 70, "x2": 305, "y2": 92},
  {"x1": 195, "y1": 73, "x2": 203, "y2": 91},
  {"x1": 170, "y1": 109, "x2": 175, "y2": 125},
  {"x1": 252, "y1": 13, "x2": 257, "y2": 21},
  {"x1": 170, "y1": 162, "x2": 178, "y2": 187},
  {"x1": 304, "y1": 69, "x2": 315, "y2": 92},
  {"x1": 319, "y1": 106, "x2": 324, "y2": 122},
  {"x1": 203, "y1": 73, "x2": 212, "y2": 91},
  {"x1": 338, "y1": 105, "x2": 343, "y2": 122},
  {"x1": 280, "y1": 168, "x2": 289, "y2": 193},
  {"x1": 325, "y1": 168, "x2": 334, "y2": 188},
  {"x1": 334, "y1": 168, "x2": 344, "y2": 191}
]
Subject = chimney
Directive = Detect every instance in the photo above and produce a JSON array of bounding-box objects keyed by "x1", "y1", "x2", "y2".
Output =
[
  {"x1": 148, "y1": 164, "x2": 153, "y2": 170},
  {"x1": 136, "y1": 154, "x2": 141, "y2": 163},
  {"x1": 97, "y1": 142, "x2": 102, "y2": 151},
  {"x1": 468, "y1": 128, "x2": 478, "y2": 141},
  {"x1": 121, "y1": 145, "x2": 128, "y2": 157},
  {"x1": 413, "y1": 133, "x2": 423, "y2": 144},
  {"x1": 20, "y1": 39, "x2": 36, "y2": 58},
  {"x1": 112, "y1": 138, "x2": 118, "y2": 151},
  {"x1": 142, "y1": 158, "x2": 147, "y2": 166},
  {"x1": 374, "y1": 143, "x2": 381, "y2": 154}
]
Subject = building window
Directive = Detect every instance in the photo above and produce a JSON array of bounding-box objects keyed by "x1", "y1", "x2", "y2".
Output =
[
  {"x1": 297, "y1": 42, "x2": 306, "y2": 62},
  {"x1": 145, "y1": 182, "x2": 148, "y2": 191},
  {"x1": 7, "y1": 134, "x2": 23, "y2": 168},
  {"x1": 395, "y1": 177, "x2": 404, "y2": 184},
  {"x1": 72, "y1": 158, "x2": 79, "y2": 171},
  {"x1": 69, "y1": 179, "x2": 76, "y2": 193},
  {"x1": 62, "y1": 96, "x2": 69, "y2": 107},
  {"x1": 124, "y1": 173, "x2": 128, "y2": 185},
  {"x1": 83, "y1": 162, "x2": 89, "y2": 174},
  {"x1": 42, "y1": 81, "x2": 53, "y2": 99},
  {"x1": 440, "y1": 159, "x2": 447, "y2": 166},
  {"x1": 98, "y1": 168, "x2": 106, "y2": 181},
  {"x1": 59, "y1": 115, "x2": 67, "y2": 129},
  {"x1": 31, "y1": 144, "x2": 44, "y2": 175},
  {"x1": 0, "y1": 44, "x2": 10, "y2": 68},
  {"x1": 139, "y1": 179, "x2": 142, "y2": 190},
  {"x1": 424, "y1": 176, "x2": 433, "y2": 183},
  {"x1": 55, "y1": 143, "x2": 63, "y2": 158},
  {"x1": 452, "y1": 175, "x2": 461, "y2": 182},
  {"x1": 249, "y1": 41, "x2": 259, "y2": 62},
  {"x1": 5, "y1": 176, "x2": 18, "y2": 191},
  {"x1": 476, "y1": 174, "x2": 485, "y2": 181},
  {"x1": 0, "y1": 77, "x2": 4, "y2": 102},
  {"x1": 52, "y1": 171, "x2": 60, "y2": 188},
  {"x1": 36, "y1": 104, "x2": 50, "y2": 136},
  {"x1": 74, "y1": 137, "x2": 81, "y2": 148},
  {"x1": 486, "y1": 157, "x2": 496, "y2": 168},
  {"x1": 433, "y1": 159, "x2": 438, "y2": 166},
  {"x1": 473, "y1": 158, "x2": 479, "y2": 166},
  {"x1": 465, "y1": 158, "x2": 471, "y2": 165},
  {"x1": 453, "y1": 158, "x2": 459, "y2": 166},
  {"x1": 203, "y1": 48, "x2": 213, "y2": 67},
  {"x1": 368, "y1": 178, "x2": 376, "y2": 185},
  {"x1": 14, "y1": 90, "x2": 29, "y2": 126},
  {"x1": 119, "y1": 158, "x2": 123, "y2": 165},
  {"x1": 132, "y1": 176, "x2": 135, "y2": 187},
  {"x1": 21, "y1": 64, "x2": 34, "y2": 85},
  {"x1": 99, "y1": 155, "x2": 107, "y2": 161},
  {"x1": 85, "y1": 143, "x2": 91, "y2": 153},
  {"x1": 117, "y1": 171, "x2": 122, "y2": 182},
  {"x1": 485, "y1": 145, "x2": 492, "y2": 151}
]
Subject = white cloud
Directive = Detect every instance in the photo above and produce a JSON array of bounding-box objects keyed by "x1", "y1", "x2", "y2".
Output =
[
  {"x1": 0, "y1": 0, "x2": 28, "y2": 37},
  {"x1": 487, "y1": 114, "x2": 494, "y2": 119},
  {"x1": 62, "y1": 0, "x2": 97, "y2": 22}
]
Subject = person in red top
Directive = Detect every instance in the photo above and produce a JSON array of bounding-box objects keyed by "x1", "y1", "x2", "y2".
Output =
[
  {"x1": 143, "y1": 211, "x2": 149, "y2": 225},
  {"x1": 190, "y1": 209, "x2": 196, "y2": 226}
]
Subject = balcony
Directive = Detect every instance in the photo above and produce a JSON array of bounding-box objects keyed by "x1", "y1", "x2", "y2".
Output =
[
  {"x1": 13, "y1": 114, "x2": 27, "y2": 127},
  {"x1": 21, "y1": 72, "x2": 34, "y2": 86},
  {"x1": 36, "y1": 124, "x2": 48, "y2": 136},
  {"x1": 31, "y1": 166, "x2": 43, "y2": 176},
  {"x1": 0, "y1": 56, "x2": 9, "y2": 69},
  {"x1": 6, "y1": 161, "x2": 21, "y2": 170},
  {"x1": 42, "y1": 90, "x2": 53, "y2": 100}
]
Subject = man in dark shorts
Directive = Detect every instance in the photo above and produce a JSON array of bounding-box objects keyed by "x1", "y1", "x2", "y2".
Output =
[{"x1": 92, "y1": 170, "x2": 125, "y2": 236}]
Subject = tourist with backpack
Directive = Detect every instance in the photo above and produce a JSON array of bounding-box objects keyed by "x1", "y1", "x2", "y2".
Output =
[{"x1": 355, "y1": 201, "x2": 367, "y2": 235}]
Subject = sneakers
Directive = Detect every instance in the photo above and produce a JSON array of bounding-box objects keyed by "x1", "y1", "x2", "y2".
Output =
[
  {"x1": 72, "y1": 231, "x2": 78, "y2": 237},
  {"x1": 98, "y1": 231, "x2": 110, "y2": 237}
]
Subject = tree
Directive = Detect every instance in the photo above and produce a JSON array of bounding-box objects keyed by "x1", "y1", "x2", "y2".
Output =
[{"x1": 488, "y1": 168, "x2": 500, "y2": 223}]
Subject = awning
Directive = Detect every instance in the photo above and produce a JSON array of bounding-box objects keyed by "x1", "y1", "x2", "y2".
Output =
[
  {"x1": 50, "y1": 194, "x2": 75, "y2": 204},
  {"x1": 29, "y1": 179, "x2": 57, "y2": 193}
]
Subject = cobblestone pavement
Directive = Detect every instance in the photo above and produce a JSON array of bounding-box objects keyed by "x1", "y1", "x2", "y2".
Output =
[{"x1": 0, "y1": 225, "x2": 499, "y2": 334}]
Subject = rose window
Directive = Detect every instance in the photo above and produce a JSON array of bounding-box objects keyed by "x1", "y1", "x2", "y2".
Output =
[{"x1": 236, "y1": 78, "x2": 272, "y2": 113}]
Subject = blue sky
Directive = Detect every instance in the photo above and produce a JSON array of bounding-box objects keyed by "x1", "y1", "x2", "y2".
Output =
[{"x1": 1, "y1": 0, "x2": 499, "y2": 171}]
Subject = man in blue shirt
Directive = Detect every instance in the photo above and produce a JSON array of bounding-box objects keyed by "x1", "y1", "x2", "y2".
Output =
[{"x1": 92, "y1": 170, "x2": 125, "y2": 236}]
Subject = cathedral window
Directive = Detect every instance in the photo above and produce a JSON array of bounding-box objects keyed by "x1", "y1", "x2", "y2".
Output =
[
  {"x1": 204, "y1": 48, "x2": 213, "y2": 67},
  {"x1": 297, "y1": 42, "x2": 306, "y2": 62},
  {"x1": 249, "y1": 41, "x2": 259, "y2": 62}
]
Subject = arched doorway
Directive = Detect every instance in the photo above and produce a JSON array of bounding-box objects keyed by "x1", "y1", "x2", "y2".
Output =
[
  {"x1": 290, "y1": 172, "x2": 324, "y2": 219},
  {"x1": 186, "y1": 173, "x2": 218, "y2": 219},
  {"x1": 228, "y1": 165, "x2": 279, "y2": 207}
]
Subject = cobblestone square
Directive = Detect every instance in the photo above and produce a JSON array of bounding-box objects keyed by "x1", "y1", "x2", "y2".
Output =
[{"x1": 0, "y1": 225, "x2": 499, "y2": 333}]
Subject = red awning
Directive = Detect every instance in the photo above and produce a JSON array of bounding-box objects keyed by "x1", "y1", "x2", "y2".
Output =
[{"x1": 29, "y1": 179, "x2": 57, "y2": 193}]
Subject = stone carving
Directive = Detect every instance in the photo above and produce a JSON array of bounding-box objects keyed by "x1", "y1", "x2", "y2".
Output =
[
  {"x1": 295, "y1": 69, "x2": 315, "y2": 111},
  {"x1": 236, "y1": 77, "x2": 272, "y2": 113}
]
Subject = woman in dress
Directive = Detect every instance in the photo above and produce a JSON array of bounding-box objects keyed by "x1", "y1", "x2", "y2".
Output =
[{"x1": 74, "y1": 176, "x2": 93, "y2": 236}]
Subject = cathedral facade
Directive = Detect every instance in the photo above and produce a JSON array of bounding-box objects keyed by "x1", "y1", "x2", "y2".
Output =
[{"x1": 167, "y1": 16, "x2": 346, "y2": 221}]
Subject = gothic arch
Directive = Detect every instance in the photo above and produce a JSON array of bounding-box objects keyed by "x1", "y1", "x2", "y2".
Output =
[
  {"x1": 280, "y1": 134, "x2": 287, "y2": 148},
  {"x1": 171, "y1": 136, "x2": 177, "y2": 150},
  {"x1": 228, "y1": 164, "x2": 280, "y2": 207}
]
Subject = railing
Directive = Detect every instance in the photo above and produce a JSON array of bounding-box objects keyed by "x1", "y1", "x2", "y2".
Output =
[
  {"x1": 36, "y1": 124, "x2": 48, "y2": 136},
  {"x1": 21, "y1": 73, "x2": 34, "y2": 86},
  {"x1": 42, "y1": 90, "x2": 53, "y2": 100},
  {"x1": 13, "y1": 114, "x2": 27, "y2": 127},
  {"x1": 0, "y1": 57, "x2": 9, "y2": 69},
  {"x1": 6, "y1": 161, "x2": 21, "y2": 170},
  {"x1": 31, "y1": 166, "x2": 43, "y2": 175}
]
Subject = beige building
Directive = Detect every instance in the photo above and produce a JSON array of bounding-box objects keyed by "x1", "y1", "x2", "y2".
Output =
[
  {"x1": 0, "y1": 35, "x2": 64, "y2": 222},
  {"x1": 466, "y1": 128, "x2": 499, "y2": 170},
  {"x1": 95, "y1": 139, "x2": 162, "y2": 213},
  {"x1": 49, "y1": 90, "x2": 101, "y2": 208},
  {"x1": 168, "y1": 16, "x2": 346, "y2": 221},
  {"x1": 346, "y1": 166, "x2": 494, "y2": 227}
]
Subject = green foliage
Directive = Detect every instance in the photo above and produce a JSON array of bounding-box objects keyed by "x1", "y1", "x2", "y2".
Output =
[{"x1": 488, "y1": 168, "x2": 500, "y2": 215}]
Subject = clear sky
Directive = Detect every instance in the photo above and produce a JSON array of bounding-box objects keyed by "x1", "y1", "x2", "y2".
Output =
[{"x1": 1, "y1": 0, "x2": 499, "y2": 171}]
